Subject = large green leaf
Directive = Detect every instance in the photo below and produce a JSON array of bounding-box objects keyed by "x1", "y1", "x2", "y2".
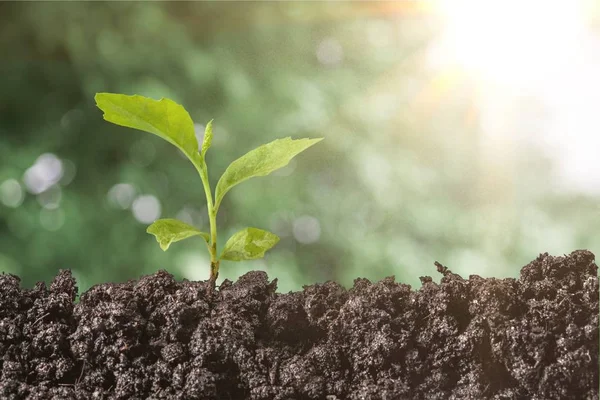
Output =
[
  {"x1": 95, "y1": 93, "x2": 200, "y2": 161},
  {"x1": 147, "y1": 219, "x2": 209, "y2": 251},
  {"x1": 220, "y1": 227, "x2": 280, "y2": 261},
  {"x1": 215, "y1": 137, "x2": 323, "y2": 210}
]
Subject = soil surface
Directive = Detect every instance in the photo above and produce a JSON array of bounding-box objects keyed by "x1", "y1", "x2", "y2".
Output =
[{"x1": 0, "y1": 250, "x2": 598, "y2": 399}]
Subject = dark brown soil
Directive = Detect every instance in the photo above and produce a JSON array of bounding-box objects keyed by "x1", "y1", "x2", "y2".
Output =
[{"x1": 0, "y1": 250, "x2": 598, "y2": 399}]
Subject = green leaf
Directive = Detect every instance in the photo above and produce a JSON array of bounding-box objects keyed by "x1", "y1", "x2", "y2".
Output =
[
  {"x1": 220, "y1": 227, "x2": 280, "y2": 261},
  {"x1": 215, "y1": 137, "x2": 323, "y2": 210},
  {"x1": 201, "y1": 119, "x2": 213, "y2": 158},
  {"x1": 95, "y1": 93, "x2": 200, "y2": 161},
  {"x1": 147, "y1": 219, "x2": 209, "y2": 251}
]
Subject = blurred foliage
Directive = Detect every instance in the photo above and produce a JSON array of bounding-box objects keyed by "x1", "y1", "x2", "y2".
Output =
[{"x1": 1, "y1": 2, "x2": 598, "y2": 294}]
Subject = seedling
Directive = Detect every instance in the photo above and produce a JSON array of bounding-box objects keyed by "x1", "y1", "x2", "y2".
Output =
[{"x1": 95, "y1": 93, "x2": 322, "y2": 288}]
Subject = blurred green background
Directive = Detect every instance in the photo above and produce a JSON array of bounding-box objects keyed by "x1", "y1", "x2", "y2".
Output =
[{"x1": 1, "y1": 1, "x2": 599, "y2": 294}]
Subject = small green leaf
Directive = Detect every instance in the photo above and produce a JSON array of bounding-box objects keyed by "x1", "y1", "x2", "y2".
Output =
[
  {"x1": 147, "y1": 219, "x2": 209, "y2": 251},
  {"x1": 201, "y1": 119, "x2": 213, "y2": 158},
  {"x1": 220, "y1": 227, "x2": 280, "y2": 261},
  {"x1": 215, "y1": 137, "x2": 323, "y2": 210},
  {"x1": 95, "y1": 93, "x2": 200, "y2": 162}
]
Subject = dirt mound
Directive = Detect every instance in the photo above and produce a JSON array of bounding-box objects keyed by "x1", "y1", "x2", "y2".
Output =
[{"x1": 1, "y1": 250, "x2": 597, "y2": 399}]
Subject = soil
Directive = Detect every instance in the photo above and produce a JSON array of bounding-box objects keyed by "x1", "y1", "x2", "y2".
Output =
[{"x1": 0, "y1": 250, "x2": 598, "y2": 400}]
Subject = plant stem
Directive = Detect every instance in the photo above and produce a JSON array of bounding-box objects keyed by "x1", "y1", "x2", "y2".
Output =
[
  {"x1": 193, "y1": 157, "x2": 219, "y2": 289},
  {"x1": 208, "y1": 205, "x2": 219, "y2": 286}
]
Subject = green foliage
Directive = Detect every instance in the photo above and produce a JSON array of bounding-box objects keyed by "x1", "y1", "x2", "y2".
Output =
[
  {"x1": 95, "y1": 92, "x2": 322, "y2": 284},
  {"x1": 146, "y1": 219, "x2": 209, "y2": 251},
  {"x1": 220, "y1": 227, "x2": 280, "y2": 261},
  {"x1": 95, "y1": 93, "x2": 200, "y2": 163},
  {"x1": 215, "y1": 137, "x2": 323, "y2": 211}
]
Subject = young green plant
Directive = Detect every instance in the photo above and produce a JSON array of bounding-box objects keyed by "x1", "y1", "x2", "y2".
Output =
[{"x1": 95, "y1": 93, "x2": 322, "y2": 288}]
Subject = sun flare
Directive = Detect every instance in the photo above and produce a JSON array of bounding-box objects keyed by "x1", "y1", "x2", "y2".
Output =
[
  {"x1": 430, "y1": 0, "x2": 587, "y2": 87},
  {"x1": 424, "y1": 0, "x2": 600, "y2": 195}
]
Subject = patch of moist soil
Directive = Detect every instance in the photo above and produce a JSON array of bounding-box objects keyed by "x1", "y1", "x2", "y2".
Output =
[{"x1": 0, "y1": 250, "x2": 597, "y2": 399}]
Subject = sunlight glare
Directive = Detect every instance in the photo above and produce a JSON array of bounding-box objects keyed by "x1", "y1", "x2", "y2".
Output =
[
  {"x1": 431, "y1": 0, "x2": 584, "y2": 86},
  {"x1": 426, "y1": 0, "x2": 600, "y2": 196}
]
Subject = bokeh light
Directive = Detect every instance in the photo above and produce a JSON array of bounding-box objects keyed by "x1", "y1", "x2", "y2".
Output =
[
  {"x1": 293, "y1": 215, "x2": 321, "y2": 244},
  {"x1": 132, "y1": 195, "x2": 161, "y2": 224},
  {"x1": 0, "y1": 179, "x2": 24, "y2": 208},
  {"x1": 107, "y1": 183, "x2": 137, "y2": 210},
  {"x1": 23, "y1": 153, "x2": 63, "y2": 195}
]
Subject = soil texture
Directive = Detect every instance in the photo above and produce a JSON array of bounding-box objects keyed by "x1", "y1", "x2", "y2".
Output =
[{"x1": 0, "y1": 250, "x2": 598, "y2": 399}]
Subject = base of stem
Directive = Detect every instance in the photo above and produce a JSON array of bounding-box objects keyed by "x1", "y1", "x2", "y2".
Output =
[{"x1": 208, "y1": 260, "x2": 220, "y2": 291}]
